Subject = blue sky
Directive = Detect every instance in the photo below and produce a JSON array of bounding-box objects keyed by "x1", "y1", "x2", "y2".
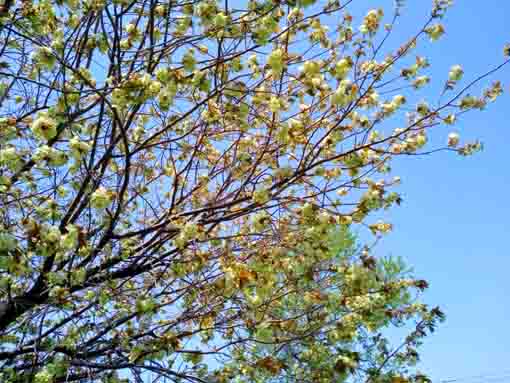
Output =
[{"x1": 360, "y1": 1, "x2": 510, "y2": 381}]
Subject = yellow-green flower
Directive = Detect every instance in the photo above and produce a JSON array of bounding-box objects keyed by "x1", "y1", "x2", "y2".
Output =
[
  {"x1": 34, "y1": 369, "x2": 54, "y2": 383},
  {"x1": 252, "y1": 188, "x2": 270, "y2": 205},
  {"x1": 302, "y1": 61, "x2": 320, "y2": 76},
  {"x1": 214, "y1": 12, "x2": 228, "y2": 27},
  {"x1": 0, "y1": 232, "x2": 17, "y2": 252},
  {"x1": 182, "y1": 50, "x2": 196, "y2": 72},
  {"x1": 34, "y1": 145, "x2": 68, "y2": 167},
  {"x1": 426, "y1": 24, "x2": 445, "y2": 41},
  {"x1": 413, "y1": 76, "x2": 430, "y2": 89},
  {"x1": 447, "y1": 132, "x2": 460, "y2": 147},
  {"x1": 90, "y1": 187, "x2": 113, "y2": 209},
  {"x1": 268, "y1": 49, "x2": 284, "y2": 74},
  {"x1": 444, "y1": 114, "x2": 456, "y2": 125},
  {"x1": 62, "y1": 225, "x2": 79, "y2": 250},
  {"x1": 31, "y1": 116, "x2": 58, "y2": 141},
  {"x1": 70, "y1": 137, "x2": 91, "y2": 159},
  {"x1": 335, "y1": 57, "x2": 353, "y2": 79},
  {"x1": 34, "y1": 47, "x2": 56, "y2": 69},
  {"x1": 269, "y1": 97, "x2": 281, "y2": 112},
  {"x1": 0, "y1": 147, "x2": 20, "y2": 169},
  {"x1": 448, "y1": 65, "x2": 464, "y2": 81}
]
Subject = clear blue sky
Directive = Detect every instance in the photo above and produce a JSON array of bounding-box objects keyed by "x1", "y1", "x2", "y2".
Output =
[{"x1": 362, "y1": 1, "x2": 510, "y2": 381}]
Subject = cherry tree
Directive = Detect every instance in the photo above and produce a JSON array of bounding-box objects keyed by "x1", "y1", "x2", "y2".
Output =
[{"x1": 0, "y1": 0, "x2": 506, "y2": 381}]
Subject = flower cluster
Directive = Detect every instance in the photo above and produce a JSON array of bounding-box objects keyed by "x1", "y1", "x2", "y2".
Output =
[{"x1": 360, "y1": 9, "x2": 384, "y2": 35}]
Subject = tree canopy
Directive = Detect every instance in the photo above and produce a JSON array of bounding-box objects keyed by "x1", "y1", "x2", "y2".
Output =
[{"x1": 0, "y1": 0, "x2": 506, "y2": 381}]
